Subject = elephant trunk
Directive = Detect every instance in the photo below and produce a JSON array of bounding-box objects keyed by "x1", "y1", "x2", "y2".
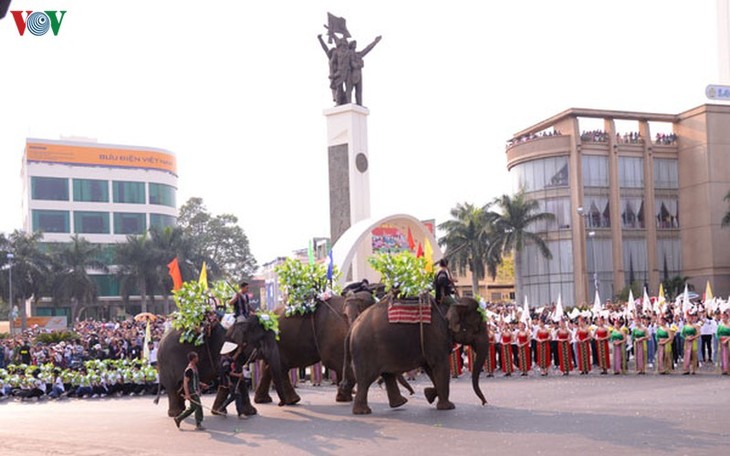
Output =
[{"x1": 470, "y1": 334, "x2": 489, "y2": 406}]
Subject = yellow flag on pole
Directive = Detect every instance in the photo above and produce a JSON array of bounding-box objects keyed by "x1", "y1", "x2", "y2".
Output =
[
  {"x1": 424, "y1": 239, "x2": 434, "y2": 273},
  {"x1": 705, "y1": 280, "x2": 713, "y2": 301},
  {"x1": 199, "y1": 261, "x2": 208, "y2": 290},
  {"x1": 143, "y1": 320, "x2": 151, "y2": 360}
]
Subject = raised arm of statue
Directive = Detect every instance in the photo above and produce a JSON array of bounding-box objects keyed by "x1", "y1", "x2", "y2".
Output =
[
  {"x1": 358, "y1": 35, "x2": 382, "y2": 57},
  {"x1": 317, "y1": 34, "x2": 332, "y2": 56}
]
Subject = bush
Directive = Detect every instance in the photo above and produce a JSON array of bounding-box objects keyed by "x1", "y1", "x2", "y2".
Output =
[{"x1": 35, "y1": 331, "x2": 80, "y2": 344}]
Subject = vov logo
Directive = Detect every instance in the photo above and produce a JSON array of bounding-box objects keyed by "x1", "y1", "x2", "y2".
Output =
[{"x1": 11, "y1": 10, "x2": 66, "y2": 36}]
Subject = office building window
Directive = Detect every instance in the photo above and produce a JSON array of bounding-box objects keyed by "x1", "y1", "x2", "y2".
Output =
[
  {"x1": 150, "y1": 213, "x2": 177, "y2": 229},
  {"x1": 74, "y1": 211, "x2": 110, "y2": 234},
  {"x1": 655, "y1": 197, "x2": 679, "y2": 229},
  {"x1": 149, "y1": 183, "x2": 176, "y2": 207},
  {"x1": 73, "y1": 179, "x2": 109, "y2": 202},
  {"x1": 32, "y1": 210, "x2": 70, "y2": 233},
  {"x1": 622, "y1": 237, "x2": 648, "y2": 285},
  {"x1": 511, "y1": 156, "x2": 569, "y2": 192},
  {"x1": 91, "y1": 274, "x2": 121, "y2": 297},
  {"x1": 582, "y1": 155, "x2": 609, "y2": 187},
  {"x1": 656, "y1": 237, "x2": 682, "y2": 279},
  {"x1": 112, "y1": 181, "x2": 145, "y2": 204},
  {"x1": 114, "y1": 212, "x2": 146, "y2": 235},
  {"x1": 583, "y1": 196, "x2": 610, "y2": 228},
  {"x1": 619, "y1": 157, "x2": 644, "y2": 188},
  {"x1": 654, "y1": 158, "x2": 678, "y2": 189},
  {"x1": 31, "y1": 177, "x2": 69, "y2": 201},
  {"x1": 537, "y1": 197, "x2": 571, "y2": 231},
  {"x1": 621, "y1": 198, "x2": 645, "y2": 229}
]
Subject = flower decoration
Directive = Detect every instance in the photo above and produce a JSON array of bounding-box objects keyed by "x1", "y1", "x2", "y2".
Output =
[
  {"x1": 275, "y1": 257, "x2": 341, "y2": 317},
  {"x1": 171, "y1": 281, "x2": 210, "y2": 345},
  {"x1": 256, "y1": 310, "x2": 280, "y2": 340},
  {"x1": 368, "y1": 251, "x2": 433, "y2": 299}
]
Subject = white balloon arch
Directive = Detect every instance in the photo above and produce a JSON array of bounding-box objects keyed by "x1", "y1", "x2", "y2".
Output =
[{"x1": 331, "y1": 213, "x2": 443, "y2": 286}]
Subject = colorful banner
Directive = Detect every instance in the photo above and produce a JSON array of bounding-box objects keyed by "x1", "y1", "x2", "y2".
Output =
[{"x1": 11, "y1": 316, "x2": 68, "y2": 331}]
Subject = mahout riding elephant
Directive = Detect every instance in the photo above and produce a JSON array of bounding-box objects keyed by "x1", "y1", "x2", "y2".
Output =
[
  {"x1": 156, "y1": 315, "x2": 287, "y2": 417},
  {"x1": 342, "y1": 295, "x2": 489, "y2": 414}
]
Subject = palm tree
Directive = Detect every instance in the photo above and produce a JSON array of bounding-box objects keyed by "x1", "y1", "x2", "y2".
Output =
[
  {"x1": 148, "y1": 226, "x2": 199, "y2": 314},
  {"x1": 51, "y1": 235, "x2": 107, "y2": 323},
  {"x1": 722, "y1": 190, "x2": 730, "y2": 227},
  {"x1": 7, "y1": 230, "x2": 52, "y2": 330},
  {"x1": 438, "y1": 203, "x2": 500, "y2": 296},
  {"x1": 489, "y1": 192, "x2": 555, "y2": 305},
  {"x1": 116, "y1": 235, "x2": 158, "y2": 314}
]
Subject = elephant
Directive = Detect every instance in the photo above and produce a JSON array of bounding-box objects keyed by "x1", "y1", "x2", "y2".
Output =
[
  {"x1": 254, "y1": 294, "x2": 361, "y2": 404},
  {"x1": 156, "y1": 315, "x2": 287, "y2": 417},
  {"x1": 342, "y1": 295, "x2": 489, "y2": 415}
]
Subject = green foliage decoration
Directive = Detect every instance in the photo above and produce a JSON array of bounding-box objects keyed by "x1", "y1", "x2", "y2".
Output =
[
  {"x1": 274, "y1": 258, "x2": 341, "y2": 317},
  {"x1": 35, "y1": 331, "x2": 81, "y2": 344},
  {"x1": 368, "y1": 251, "x2": 433, "y2": 299},
  {"x1": 210, "y1": 280, "x2": 237, "y2": 313},
  {"x1": 171, "y1": 281, "x2": 210, "y2": 346},
  {"x1": 256, "y1": 310, "x2": 280, "y2": 340}
]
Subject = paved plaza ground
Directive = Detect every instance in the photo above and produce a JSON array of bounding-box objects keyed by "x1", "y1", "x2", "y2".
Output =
[{"x1": 1, "y1": 370, "x2": 728, "y2": 456}]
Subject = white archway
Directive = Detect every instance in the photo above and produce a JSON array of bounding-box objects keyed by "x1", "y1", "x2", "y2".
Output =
[{"x1": 331, "y1": 213, "x2": 443, "y2": 286}]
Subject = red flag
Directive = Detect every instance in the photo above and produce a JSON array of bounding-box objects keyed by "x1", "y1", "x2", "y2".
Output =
[
  {"x1": 416, "y1": 242, "x2": 423, "y2": 258},
  {"x1": 407, "y1": 227, "x2": 415, "y2": 251},
  {"x1": 167, "y1": 257, "x2": 183, "y2": 291}
]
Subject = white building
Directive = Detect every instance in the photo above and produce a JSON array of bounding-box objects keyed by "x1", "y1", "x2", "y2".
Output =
[{"x1": 21, "y1": 137, "x2": 178, "y2": 317}]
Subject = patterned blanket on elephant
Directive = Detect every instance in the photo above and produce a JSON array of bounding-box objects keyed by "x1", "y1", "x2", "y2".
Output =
[{"x1": 387, "y1": 300, "x2": 432, "y2": 324}]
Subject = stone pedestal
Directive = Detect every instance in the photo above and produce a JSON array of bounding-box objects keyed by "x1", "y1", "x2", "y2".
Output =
[{"x1": 324, "y1": 104, "x2": 371, "y2": 246}]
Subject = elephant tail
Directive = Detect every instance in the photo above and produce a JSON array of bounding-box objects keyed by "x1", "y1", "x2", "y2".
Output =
[{"x1": 153, "y1": 382, "x2": 161, "y2": 405}]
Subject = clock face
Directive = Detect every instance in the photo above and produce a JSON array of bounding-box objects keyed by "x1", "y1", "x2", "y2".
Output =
[{"x1": 356, "y1": 153, "x2": 369, "y2": 173}]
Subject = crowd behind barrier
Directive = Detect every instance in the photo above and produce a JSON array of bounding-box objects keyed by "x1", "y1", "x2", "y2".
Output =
[
  {"x1": 616, "y1": 132, "x2": 644, "y2": 144},
  {"x1": 506, "y1": 129, "x2": 562, "y2": 148},
  {"x1": 655, "y1": 133, "x2": 678, "y2": 145}
]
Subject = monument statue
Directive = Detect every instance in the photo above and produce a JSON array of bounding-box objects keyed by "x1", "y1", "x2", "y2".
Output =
[{"x1": 319, "y1": 13, "x2": 381, "y2": 106}]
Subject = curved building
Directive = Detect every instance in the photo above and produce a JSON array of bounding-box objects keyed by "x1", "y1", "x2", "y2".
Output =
[
  {"x1": 21, "y1": 137, "x2": 178, "y2": 316},
  {"x1": 506, "y1": 104, "x2": 730, "y2": 306}
]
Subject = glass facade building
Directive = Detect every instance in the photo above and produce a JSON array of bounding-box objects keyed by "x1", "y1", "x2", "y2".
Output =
[{"x1": 503, "y1": 105, "x2": 730, "y2": 306}]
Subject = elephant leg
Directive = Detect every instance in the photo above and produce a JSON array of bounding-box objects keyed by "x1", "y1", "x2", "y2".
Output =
[
  {"x1": 167, "y1": 388, "x2": 185, "y2": 417},
  {"x1": 431, "y1": 362, "x2": 455, "y2": 410},
  {"x1": 353, "y1": 371, "x2": 378, "y2": 415},
  {"x1": 397, "y1": 373, "x2": 415, "y2": 395},
  {"x1": 421, "y1": 365, "x2": 439, "y2": 404},
  {"x1": 237, "y1": 382, "x2": 257, "y2": 416},
  {"x1": 382, "y1": 373, "x2": 408, "y2": 408},
  {"x1": 254, "y1": 364, "x2": 273, "y2": 404},
  {"x1": 336, "y1": 364, "x2": 354, "y2": 403},
  {"x1": 211, "y1": 386, "x2": 230, "y2": 415}
]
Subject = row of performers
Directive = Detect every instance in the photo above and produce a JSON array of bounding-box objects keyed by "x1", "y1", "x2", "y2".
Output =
[{"x1": 450, "y1": 315, "x2": 730, "y2": 377}]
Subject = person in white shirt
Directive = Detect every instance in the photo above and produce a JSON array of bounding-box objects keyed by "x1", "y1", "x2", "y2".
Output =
[{"x1": 701, "y1": 316, "x2": 718, "y2": 363}]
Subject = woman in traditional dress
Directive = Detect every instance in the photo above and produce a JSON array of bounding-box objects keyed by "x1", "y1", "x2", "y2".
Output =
[
  {"x1": 610, "y1": 318, "x2": 627, "y2": 374},
  {"x1": 594, "y1": 317, "x2": 611, "y2": 375},
  {"x1": 656, "y1": 315, "x2": 674, "y2": 374},
  {"x1": 576, "y1": 317, "x2": 592, "y2": 375},
  {"x1": 516, "y1": 322, "x2": 532, "y2": 376},
  {"x1": 718, "y1": 311, "x2": 730, "y2": 375},
  {"x1": 556, "y1": 319, "x2": 573, "y2": 375},
  {"x1": 484, "y1": 325, "x2": 498, "y2": 377},
  {"x1": 499, "y1": 323, "x2": 514, "y2": 377},
  {"x1": 681, "y1": 313, "x2": 701, "y2": 375},
  {"x1": 632, "y1": 317, "x2": 649, "y2": 374},
  {"x1": 535, "y1": 319, "x2": 552, "y2": 376}
]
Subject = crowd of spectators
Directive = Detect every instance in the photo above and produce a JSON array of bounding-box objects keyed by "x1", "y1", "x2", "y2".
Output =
[
  {"x1": 616, "y1": 132, "x2": 644, "y2": 144},
  {"x1": 0, "y1": 316, "x2": 169, "y2": 401},
  {"x1": 655, "y1": 133, "x2": 678, "y2": 145},
  {"x1": 580, "y1": 130, "x2": 610, "y2": 142},
  {"x1": 506, "y1": 129, "x2": 562, "y2": 148}
]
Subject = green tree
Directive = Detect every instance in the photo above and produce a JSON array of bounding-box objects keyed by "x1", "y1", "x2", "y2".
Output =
[
  {"x1": 438, "y1": 202, "x2": 500, "y2": 296},
  {"x1": 722, "y1": 190, "x2": 730, "y2": 227},
  {"x1": 116, "y1": 235, "x2": 158, "y2": 314},
  {"x1": 178, "y1": 197, "x2": 257, "y2": 280},
  {"x1": 489, "y1": 192, "x2": 555, "y2": 305},
  {"x1": 5, "y1": 231, "x2": 52, "y2": 330},
  {"x1": 50, "y1": 235, "x2": 107, "y2": 323},
  {"x1": 148, "y1": 225, "x2": 200, "y2": 314}
]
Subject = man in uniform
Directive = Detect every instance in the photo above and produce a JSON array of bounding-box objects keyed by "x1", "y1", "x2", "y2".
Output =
[{"x1": 174, "y1": 352, "x2": 208, "y2": 431}]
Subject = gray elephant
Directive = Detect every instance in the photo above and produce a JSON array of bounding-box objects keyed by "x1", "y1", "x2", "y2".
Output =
[
  {"x1": 342, "y1": 295, "x2": 489, "y2": 414},
  {"x1": 156, "y1": 315, "x2": 287, "y2": 417}
]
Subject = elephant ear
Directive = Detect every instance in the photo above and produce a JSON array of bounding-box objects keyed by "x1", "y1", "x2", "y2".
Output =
[{"x1": 458, "y1": 297, "x2": 483, "y2": 336}]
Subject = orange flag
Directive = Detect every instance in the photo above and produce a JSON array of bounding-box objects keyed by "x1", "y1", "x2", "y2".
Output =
[
  {"x1": 167, "y1": 257, "x2": 183, "y2": 291},
  {"x1": 407, "y1": 228, "x2": 415, "y2": 251}
]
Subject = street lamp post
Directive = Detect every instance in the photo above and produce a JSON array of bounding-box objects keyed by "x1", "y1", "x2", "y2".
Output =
[{"x1": 7, "y1": 252, "x2": 13, "y2": 335}]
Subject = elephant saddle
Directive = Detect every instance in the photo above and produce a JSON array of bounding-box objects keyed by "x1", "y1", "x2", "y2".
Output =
[{"x1": 387, "y1": 298, "x2": 432, "y2": 324}]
